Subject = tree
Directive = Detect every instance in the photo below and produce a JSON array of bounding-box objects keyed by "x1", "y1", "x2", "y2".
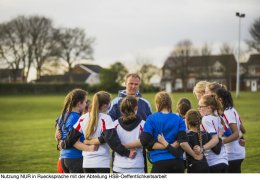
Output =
[
  {"x1": 0, "y1": 16, "x2": 30, "y2": 82},
  {"x1": 99, "y1": 68, "x2": 120, "y2": 92},
  {"x1": 110, "y1": 62, "x2": 128, "y2": 85},
  {"x1": 170, "y1": 39, "x2": 197, "y2": 57},
  {"x1": 247, "y1": 17, "x2": 260, "y2": 52},
  {"x1": 139, "y1": 64, "x2": 160, "y2": 85},
  {"x1": 170, "y1": 40, "x2": 196, "y2": 91},
  {"x1": 201, "y1": 43, "x2": 212, "y2": 56},
  {"x1": 220, "y1": 42, "x2": 234, "y2": 55},
  {"x1": 0, "y1": 15, "x2": 59, "y2": 81},
  {"x1": 28, "y1": 16, "x2": 59, "y2": 80},
  {"x1": 56, "y1": 28, "x2": 94, "y2": 80}
]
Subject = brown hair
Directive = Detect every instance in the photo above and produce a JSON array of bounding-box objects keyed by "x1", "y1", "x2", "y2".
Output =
[
  {"x1": 85, "y1": 91, "x2": 111, "y2": 139},
  {"x1": 186, "y1": 109, "x2": 203, "y2": 148},
  {"x1": 61, "y1": 89, "x2": 87, "y2": 123},
  {"x1": 125, "y1": 73, "x2": 141, "y2": 82},
  {"x1": 155, "y1": 91, "x2": 172, "y2": 112},
  {"x1": 200, "y1": 94, "x2": 223, "y2": 115},
  {"x1": 120, "y1": 96, "x2": 138, "y2": 122},
  {"x1": 177, "y1": 98, "x2": 192, "y2": 118}
]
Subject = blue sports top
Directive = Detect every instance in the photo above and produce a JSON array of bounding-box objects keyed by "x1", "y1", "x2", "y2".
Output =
[
  {"x1": 143, "y1": 112, "x2": 186, "y2": 163},
  {"x1": 59, "y1": 112, "x2": 84, "y2": 159}
]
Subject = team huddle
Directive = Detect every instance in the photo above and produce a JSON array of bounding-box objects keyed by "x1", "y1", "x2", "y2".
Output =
[{"x1": 54, "y1": 73, "x2": 245, "y2": 173}]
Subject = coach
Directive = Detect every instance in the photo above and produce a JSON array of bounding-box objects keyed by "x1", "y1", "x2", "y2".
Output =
[{"x1": 108, "y1": 73, "x2": 152, "y2": 121}]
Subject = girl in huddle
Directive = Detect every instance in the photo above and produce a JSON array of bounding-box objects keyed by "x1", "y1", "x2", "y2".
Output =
[
  {"x1": 57, "y1": 88, "x2": 87, "y2": 173},
  {"x1": 193, "y1": 81, "x2": 209, "y2": 100},
  {"x1": 140, "y1": 91, "x2": 202, "y2": 173},
  {"x1": 176, "y1": 98, "x2": 192, "y2": 120},
  {"x1": 215, "y1": 88, "x2": 245, "y2": 173},
  {"x1": 205, "y1": 82, "x2": 246, "y2": 147},
  {"x1": 60, "y1": 91, "x2": 135, "y2": 173},
  {"x1": 183, "y1": 109, "x2": 222, "y2": 173},
  {"x1": 198, "y1": 94, "x2": 228, "y2": 173},
  {"x1": 112, "y1": 96, "x2": 146, "y2": 173}
]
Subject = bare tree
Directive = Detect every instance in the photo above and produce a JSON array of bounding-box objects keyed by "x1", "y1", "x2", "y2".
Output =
[
  {"x1": 170, "y1": 39, "x2": 196, "y2": 57},
  {"x1": 170, "y1": 40, "x2": 196, "y2": 91},
  {"x1": 56, "y1": 28, "x2": 94, "y2": 81},
  {"x1": 247, "y1": 17, "x2": 260, "y2": 52},
  {"x1": 220, "y1": 42, "x2": 234, "y2": 55},
  {"x1": 0, "y1": 15, "x2": 59, "y2": 81},
  {"x1": 201, "y1": 43, "x2": 212, "y2": 56},
  {"x1": 0, "y1": 16, "x2": 30, "y2": 82},
  {"x1": 28, "y1": 16, "x2": 59, "y2": 79}
]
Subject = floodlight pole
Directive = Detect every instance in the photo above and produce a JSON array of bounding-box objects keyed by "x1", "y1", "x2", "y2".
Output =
[{"x1": 236, "y1": 12, "x2": 245, "y2": 98}]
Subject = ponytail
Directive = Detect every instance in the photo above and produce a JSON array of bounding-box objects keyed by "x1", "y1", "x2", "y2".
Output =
[
  {"x1": 85, "y1": 91, "x2": 111, "y2": 139},
  {"x1": 61, "y1": 89, "x2": 87, "y2": 123},
  {"x1": 186, "y1": 110, "x2": 203, "y2": 149},
  {"x1": 86, "y1": 93, "x2": 99, "y2": 139},
  {"x1": 120, "y1": 96, "x2": 138, "y2": 122},
  {"x1": 201, "y1": 94, "x2": 223, "y2": 115}
]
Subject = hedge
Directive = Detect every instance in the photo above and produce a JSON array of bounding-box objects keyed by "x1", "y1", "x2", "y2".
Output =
[{"x1": 0, "y1": 83, "x2": 160, "y2": 95}]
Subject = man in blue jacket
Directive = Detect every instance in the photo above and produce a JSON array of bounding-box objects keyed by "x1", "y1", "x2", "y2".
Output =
[
  {"x1": 108, "y1": 73, "x2": 152, "y2": 173},
  {"x1": 108, "y1": 73, "x2": 152, "y2": 121}
]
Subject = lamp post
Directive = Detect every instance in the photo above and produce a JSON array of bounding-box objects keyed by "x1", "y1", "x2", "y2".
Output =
[{"x1": 235, "y1": 12, "x2": 245, "y2": 98}]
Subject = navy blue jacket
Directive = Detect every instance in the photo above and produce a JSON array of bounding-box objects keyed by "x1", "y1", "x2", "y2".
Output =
[{"x1": 108, "y1": 90, "x2": 152, "y2": 121}]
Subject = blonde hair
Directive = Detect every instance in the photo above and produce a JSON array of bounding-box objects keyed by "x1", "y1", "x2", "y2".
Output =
[
  {"x1": 186, "y1": 109, "x2": 203, "y2": 148},
  {"x1": 85, "y1": 91, "x2": 111, "y2": 139},
  {"x1": 200, "y1": 94, "x2": 223, "y2": 115},
  {"x1": 155, "y1": 91, "x2": 172, "y2": 112},
  {"x1": 120, "y1": 96, "x2": 138, "y2": 122},
  {"x1": 61, "y1": 89, "x2": 87, "y2": 123},
  {"x1": 193, "y1": 81, "x2": 208, "y2": 96},
  {"x1": 206, "y1": 82, "x2": 227, "y2": 95}
]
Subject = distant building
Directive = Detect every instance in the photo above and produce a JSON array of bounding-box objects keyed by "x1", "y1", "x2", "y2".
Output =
[
  {"x1": 242, "y1": 54, "x2": 260, "y2": 92},
  {"x1": 0, "y1": 69, "x2": 24, "y2": 83},
  {"x1": 38, "y1": 64, "x2": 103, "y2": 85},
  {"x1": 161, "y1": 54, "x2": 238, "y2": 92}
]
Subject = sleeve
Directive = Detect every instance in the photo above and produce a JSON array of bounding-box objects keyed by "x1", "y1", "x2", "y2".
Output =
[
  {"x1": 224, "y1": 110, "x2": 237, "y2": 125},
  {"x1": 176, "y1": 131, "x2": 188, "y2": 143},
  {"x1": 61, "y1": 128, "x2": 82, "y2": 149},
  {"x1": 107, "y1": 98, "x2": 121, "y2": 121},
  {"x1": 165, "y1": 144, "x2": 184, "y2": 158},
  {"x1": 146, "y1": 102, "x2": 153, "y2": 117},
  {"x1": 140, "y1": 132, "x2": 156, "y2": 151},
  {"x1": 73, "y1": 117, "x2": 84, "y2": 134},
  {"x1": 202, "y1": 117, "x2": 217, "y2": 135},
  {"x1": 143, "y1": 116, "x2": 154, "y2": 134},
  {"x1": 101, "y1": 128, "x2": 130, "y2": 157},
  {"x1": 104, "y1": 115, "x2": 115, "y2": 130},
  {"x1": 211, "y1": 138, "x2": 222, "y2": 155}
]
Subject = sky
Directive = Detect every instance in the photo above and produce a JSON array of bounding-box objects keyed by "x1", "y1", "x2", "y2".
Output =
[{"x1": 0, "y1": 0, "x2": 259, "y2": 79}]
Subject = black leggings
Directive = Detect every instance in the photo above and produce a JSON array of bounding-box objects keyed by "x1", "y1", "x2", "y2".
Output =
[
  {"x1": 151, "y1": 159, "x2": 184, "y2": 173},
  {"x1": 61, "y1": 158, "x2": 83, "y2": 173},
  {"x1": 228, "y1": 159, "x2": 244, "y2": 173},
  {"x1": 83, "y1": 168, "x2": 110, "y2": 173},
  {"x1": 210, "y1": 163, "x2": 228, "y2": 173}
]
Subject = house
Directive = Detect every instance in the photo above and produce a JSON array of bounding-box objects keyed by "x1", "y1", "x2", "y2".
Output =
[
  {"x1": 0, "y1": 69, "x2": 24, "y2": 83},
  {"x1": 161, "y1": 54, "x2": 238, "y2": 92},
  {"x1": 38, "y1": 64, "x2": 103, "y2": 85},
  {"x1": 71, "y1": 64, "x2": 103, "y2": 85},
  {"x1": 242, "y1": 54, "x2": 260, "y2": 92}
]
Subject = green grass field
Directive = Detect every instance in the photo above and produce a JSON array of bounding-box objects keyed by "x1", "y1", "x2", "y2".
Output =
[{"x1": 0, "y1": 92, "x2": 260, "y2": 173}]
